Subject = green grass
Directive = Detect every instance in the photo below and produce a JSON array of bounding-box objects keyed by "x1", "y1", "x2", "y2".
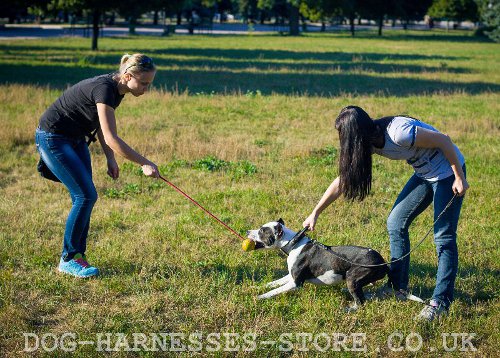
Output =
[{"x1": 0, "y1": 31, "x2": 499, "y2": 356}]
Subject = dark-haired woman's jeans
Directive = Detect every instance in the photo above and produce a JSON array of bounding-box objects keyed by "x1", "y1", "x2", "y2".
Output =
[
  {"x1": 35, "y1": 128, "x2": 97, "y2": 262},
  {"x1": 386, "y1": 166, "x2": 465, "y2": 309}
]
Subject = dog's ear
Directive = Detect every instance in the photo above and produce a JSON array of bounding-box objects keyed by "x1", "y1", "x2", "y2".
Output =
[
  {"x1": 275, "y1": 224, "x2": 283, "y2": 238},
  {"x1": 277, "y1": 218, "x2": 285, "y2": 225}
]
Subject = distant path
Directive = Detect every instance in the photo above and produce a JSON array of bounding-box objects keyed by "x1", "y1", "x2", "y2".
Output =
[{"x1": 0, "y1": 23, "x2": 472, "y2": 40}]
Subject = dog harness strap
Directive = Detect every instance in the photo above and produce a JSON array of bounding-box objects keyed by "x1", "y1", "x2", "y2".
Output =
[{"x1": 280, "y1": 227, "x2": 309, "y2": 256}]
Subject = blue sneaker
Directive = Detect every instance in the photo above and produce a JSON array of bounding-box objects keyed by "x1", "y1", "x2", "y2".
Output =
[{"x1": 58, "y1": 253, "x2": 99, "y2": 278}]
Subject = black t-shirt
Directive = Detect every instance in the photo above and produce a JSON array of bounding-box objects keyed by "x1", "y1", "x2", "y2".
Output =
[{"x1": 39, "y1": 73, "x2": 124, "y2": 138}]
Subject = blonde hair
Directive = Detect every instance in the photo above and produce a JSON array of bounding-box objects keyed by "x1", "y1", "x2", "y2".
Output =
[{"x1": 118, "y1": 53, "x2": 156, "y2": 78}]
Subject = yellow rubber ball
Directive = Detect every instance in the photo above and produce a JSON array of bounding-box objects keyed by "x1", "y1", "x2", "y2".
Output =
[{"x1": 242, "y1": 239, "x2": 256, "y2": 252}]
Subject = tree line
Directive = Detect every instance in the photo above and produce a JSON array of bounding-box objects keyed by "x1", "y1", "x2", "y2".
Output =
[{"x1": 1, "y1": 0, "x2": 498, "y2": 49}]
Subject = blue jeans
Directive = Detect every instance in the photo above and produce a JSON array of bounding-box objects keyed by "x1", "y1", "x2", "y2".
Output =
[
  {"x1": 35, "y1": 128, "x2": 97, "y2": 261},
  {"x1": 386, "y1": 166, "x2": 465, "y2": 308}
]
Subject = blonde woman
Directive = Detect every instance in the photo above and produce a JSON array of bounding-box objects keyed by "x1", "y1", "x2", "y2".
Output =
[{"x1": 36, "y1": 54, "x2": 159, "y2": 278}]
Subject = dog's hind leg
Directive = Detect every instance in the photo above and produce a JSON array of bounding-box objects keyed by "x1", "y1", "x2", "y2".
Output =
[
  {"x1": 347, "y1": 283, "x2": 365, "y2": 307},
  {"x1": 258, "y1": 280, "x2": 298, "y2": 299},
  {"x1": 346, "y1": 274, "x2": 366, "y2": 308},
  {"x1": 266, "y1": 274, "x2": 292, "y2": 288}
]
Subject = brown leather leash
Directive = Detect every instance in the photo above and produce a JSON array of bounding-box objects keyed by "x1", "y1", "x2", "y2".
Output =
[
  {"x1": 158, "y1": 173, "x2": 457, "y2": 268},
  {"x1": 159, "y1": 175, "x2": 247, "y2": 241}
]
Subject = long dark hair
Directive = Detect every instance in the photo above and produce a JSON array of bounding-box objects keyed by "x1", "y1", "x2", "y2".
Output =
[{"x1": 335, "y1": 106, "x2": 377, "y2": 201}]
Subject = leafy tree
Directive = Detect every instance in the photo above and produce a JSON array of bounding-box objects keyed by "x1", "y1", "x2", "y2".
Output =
[
  {"x1": 29, "y1": 0, "x2": 119, "y2": 50},
  {"x1": 393, "y1": 0, "x2": 433, "y2": 29},
  {"x1": 428, "y1": 0, "x2": 479, "y2": 30},
  {"x1": 358, "y1": 0, "x2": 394, "y2": 36},
  {"x1": 460, "y1": 0, "x2": 480, "y2": 22},
  {"x1": 214, "y1": 0, "x2": 235, "y2": 22},
  {"x1": 300, "y1": 0, "x2": 342, "y2": 31},
  {"x1": 339, "y1": 0, "x2": 358, "y2": 36},
  {"x1": 238, "y1": 0, "x2": 259, "y2": 22},
  {"x1": 115, "y1": 0, "x2": 151, "y2": 34},
  {"x1": 0, "y1": 0, "x2": 31, "y2": 23},
  {"x1": 288, "y1": 0, "x2": 300, "y2": 35},
  {"x1": 476, "y1": 0, "x2": 500, "y2": 41},
  {"x1": 297, "y1": 0, "x2": 358, "y2": 36},
  {"x1": 257, "y1": 0, "x2": 288, "y2": 24},
  {"x1": 254, "y1": 0, "x2": 302, "y2": 36}
]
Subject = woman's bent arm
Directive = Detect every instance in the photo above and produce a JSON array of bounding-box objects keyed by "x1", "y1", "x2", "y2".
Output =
[
  {"x1": 97, "y1": 103, "x2": 158, "y2": 177},
  {"x1": 414, "y1": 128, "x2": 469, "y2": 196},
  {"x1": 303, "y1": 176, "x2": 341, "y2": 230}
]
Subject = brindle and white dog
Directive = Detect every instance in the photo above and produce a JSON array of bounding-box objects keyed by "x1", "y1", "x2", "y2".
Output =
[{"x1": 247, "y1": 219, "x2": 390, "y2": 310}]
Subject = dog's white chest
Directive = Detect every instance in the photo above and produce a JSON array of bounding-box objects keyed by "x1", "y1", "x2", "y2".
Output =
[{"x1": 286, "y1": 238, "x2": 308, "y2": 271}]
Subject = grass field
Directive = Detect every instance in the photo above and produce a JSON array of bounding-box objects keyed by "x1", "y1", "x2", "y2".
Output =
[{"x1": 0, "y1": 30, "x2": 499, "y2": 356}]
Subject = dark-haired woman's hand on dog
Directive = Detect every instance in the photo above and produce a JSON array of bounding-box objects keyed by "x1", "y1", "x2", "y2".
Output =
[{"x1": 303, "y1": 212, "x2": 318, "y2": 231}]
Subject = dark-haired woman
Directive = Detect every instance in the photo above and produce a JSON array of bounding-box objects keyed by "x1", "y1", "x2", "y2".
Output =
[
  {"x1": 303, "y1": 106, "x2": 468, "y2": 321},
  {"x1": 36, "y1": 54, "x2": 159, "y2": 278}
]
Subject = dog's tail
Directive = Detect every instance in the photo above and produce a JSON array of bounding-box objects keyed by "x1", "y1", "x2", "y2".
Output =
[
  {"x1": 382, "y1": 262, "x2": 424, "y2": 304},
  {"x1": 405, "y1": 293, "x2": 425, "y2": 303}
]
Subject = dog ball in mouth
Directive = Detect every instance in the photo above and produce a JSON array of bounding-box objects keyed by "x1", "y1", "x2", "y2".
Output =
[{"x1": 242, "y1": 239, "x2": 256, "y2": 251}]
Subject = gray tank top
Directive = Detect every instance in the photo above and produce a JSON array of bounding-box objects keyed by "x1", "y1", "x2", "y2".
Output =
[{"x1": 372, "y1": 116, "x2": 465, "y2": 182}]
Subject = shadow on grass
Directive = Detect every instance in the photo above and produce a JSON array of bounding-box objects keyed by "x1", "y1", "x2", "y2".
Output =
[
  {"x1": 1, "y1": 44, "x2": 469, "y2": 62},
  {"x1": 146, "y1": 48, "x2": 469, "y2": 62},
  {"x1": 100, "y1": 259, "x2": 182, "y2": 280},
  {"x1": 1, "y1": 41, "x2": 497, "y2": 96},
  {"x1": 159, "y1": 59, "x2": 472, "y2": 74},
  {"x1": 197, "y1": 260, "x2": 276, "y2": 284},
  {"x1": 4, "y1": 54, "x2": 472, "y2": 75},
  {"x1": 0, "y1": 62, "x2": 497, "y2": 97},
  {"x1": 349, "y1": 31, "x2": 493, "y2": 43},
  {"x1": 409, "y1": 262, "x2": 498, "y2": 305},
  {"x1": 196, "y1": 259, "x2": 499, "y2": 305},
  {"x1": 189, "y1": 253, "x2": 498, "y2": 304}
]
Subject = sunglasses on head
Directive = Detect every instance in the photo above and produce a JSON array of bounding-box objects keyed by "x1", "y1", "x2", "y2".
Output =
[{"x1": 125, "y1": 56, "x2": 154, "y2": 73}]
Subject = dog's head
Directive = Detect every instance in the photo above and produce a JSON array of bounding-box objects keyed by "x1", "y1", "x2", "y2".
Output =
[{"x1": 246, "y1": 218, "x2": 286, "y2": 250}]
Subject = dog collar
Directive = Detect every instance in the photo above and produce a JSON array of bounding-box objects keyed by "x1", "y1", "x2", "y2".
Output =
[{"x1": 280, "y1": 227, "x2": 309, "y2": 256}]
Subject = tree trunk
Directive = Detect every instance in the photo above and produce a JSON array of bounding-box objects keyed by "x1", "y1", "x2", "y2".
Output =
[
  {"x1": 153, "y1": 10, "x2": 159, "y2": 25},
  {"x1": 349, "y1": 14, "x2": 355, "y2": 36},
  {"x1": 378, "y1": 16, "x2": 383, "y2": 36},
  {"x1": 91, "y1": 8, "x2": 100, "y2": 51},
  {"x1": 176, "y1": 12, "x2": 182, "y2": 25},
  {"x1": 321, "y1": 21, "x2": 325, "y2": 32},
  {"x1": 289, "y1": 4, "x2": 300, "y2": 36},
  {"x1": 129, "y1": 16, "x2": 136, "y2": 35},
  {"x1": 301, "y1": 15, "x2": 307, "y2": 32}
]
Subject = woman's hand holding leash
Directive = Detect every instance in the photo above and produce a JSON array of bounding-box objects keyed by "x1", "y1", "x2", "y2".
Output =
[
  {"x1": 142, "y1": 161, "x2": 159, "y2": 178},
  {"x1": 453, "y1": 176, "x2": 469, "y2": 196},
  {"x1": 303, "y1": 212, "x2": 318, "y2": 231}
]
